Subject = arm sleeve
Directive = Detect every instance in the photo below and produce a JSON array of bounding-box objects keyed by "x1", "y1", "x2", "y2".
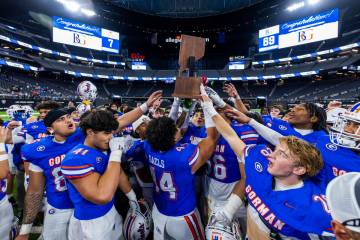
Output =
[
  {"x1": 248, "y1": 119, "x2": 283, "y2": 146},
  {"x1": 29, "y1": 163, "x2": 43, "y2": 173},
  {"x1": 168, "y1": 98, "x2": 180, "y2": 121},
  {"x1": 25, "y1": 134, "x2": 34, "y2": 144},
  {"x1": 12, "y1": 126, "x2": 25, "y2": 144}
]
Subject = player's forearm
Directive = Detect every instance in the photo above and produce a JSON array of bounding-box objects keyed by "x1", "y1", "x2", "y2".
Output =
[
  {"x1": 0, "y1": 161, "x2": 9, "y2": 179},
  {"x1": 22, "y1": 191, "x2": 43, "y2": 224},
  {"x1": 118, "y1": 166, "x2": 132, "y2": 194},
  {"x1": 212, "y1": 114, "x2": 246, "y2": 158},
  {"x1": 97, "y1": 162, "x2": 121, "y2": 201},
  {"x1": 248, "y1": 119, "x2": 282, "y2": 146},
  {"x1": 232, "y1": 163, "x2": 246, "y2": 200},
  {"x1": 234, "y1": 98, "x2": 248, "y2": 113},
  {"x1": 117, "y1": 106, "x2": 145, "y2": 129}
]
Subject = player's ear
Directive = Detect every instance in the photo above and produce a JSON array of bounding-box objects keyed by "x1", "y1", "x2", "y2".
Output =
[
  {"x1": 86, "y1": 129, "x2": 94, "y2": 136},
  {"x1": 310, "y1": 116, "x2": 318, "y2": 124},
  {"x1": 293, "y1": 166, "x2": 306, "y2": 176},
  {"x1": 46, "y1": 127, "x2": 54, "y2": 135}
]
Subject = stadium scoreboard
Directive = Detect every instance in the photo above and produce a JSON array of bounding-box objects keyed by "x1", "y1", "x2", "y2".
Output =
[
  {"x1": 52, "y1": 16, "x2": 120, "y2": 53},
  {"x1": 258, "y1": 8, "x2": 339, "y2": 52}
]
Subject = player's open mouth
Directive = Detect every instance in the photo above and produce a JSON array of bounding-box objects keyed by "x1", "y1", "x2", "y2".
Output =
[{"x1": 68, "y1": 123, "x2": 74, "y2": 129}]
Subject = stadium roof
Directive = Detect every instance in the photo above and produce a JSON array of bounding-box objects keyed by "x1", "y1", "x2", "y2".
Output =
[{"x1": 105, "y1": 0, "x2": 265, "y2": 18}]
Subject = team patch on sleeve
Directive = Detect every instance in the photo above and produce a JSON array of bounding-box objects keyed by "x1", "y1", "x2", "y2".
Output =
[{"x1": 61, "y1": 164, "x2": 94, "y2": 179}]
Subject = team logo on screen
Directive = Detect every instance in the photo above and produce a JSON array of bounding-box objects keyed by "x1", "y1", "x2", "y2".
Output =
[
  {"x1": 73, "y1": 33, "x2": 86, "y2": 45},
  {"x1": 298, "y1": 29, "x2": 314, "y2": 42}
]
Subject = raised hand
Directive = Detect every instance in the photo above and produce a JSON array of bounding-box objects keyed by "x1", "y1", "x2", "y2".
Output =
[
  {"x1": 225, "y1": 108, "x2": 251, "y2": 124},
  {"x1": 146, "y1": 90, "x2": 163, "y2": 108},
  {"x1": 223, "y1": 83, "x2": 239, "y2": 98}
]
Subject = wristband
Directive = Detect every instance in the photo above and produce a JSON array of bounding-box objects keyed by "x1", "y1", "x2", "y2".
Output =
[
  {"x1": 223, "y1": 193, "x2": 243, "y2": 221},
  {"x1": 125, "y1": 189, "x2": 137, "y2": 202},
  {"x1": 19, "y1": 223, "x2": 33, "y2": 235},
  {"x1": 202, "y1": 102, "x2": 218, "y2": 118},
  {"x1": 0, "y1": 154, "x2": 7, "y2": 161},
  {"x1": 0, "y1": 143, "x2": 5, "y2": 152},
  {"x1": 248, "y1": 118, "x2": 258, "y2": 127},
  {"x1": 139, "y1": 103, "x2": 149, "y2": 113},
  {"x1": 109, "y1": 150, "x2": 122, "y2": 163},
  {"x1": 204, "y1": 111, "x2": 215, "y2": 128}
]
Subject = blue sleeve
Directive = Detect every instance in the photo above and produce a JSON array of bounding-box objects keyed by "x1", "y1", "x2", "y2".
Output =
[
  {"x1": 21, "y1": 143, "x2": 34, "y2": 163},
  {"x1": 178, "y1": 143, "x2": 200, "y2": 167},
  {"x1": 61, "y1": 150, "x2": 95, "y2": 179}
]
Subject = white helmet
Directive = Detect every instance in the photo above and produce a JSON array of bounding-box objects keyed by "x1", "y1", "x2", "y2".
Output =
[
  {"x1": 76, "y1": 103, "x2": 91, "y2": 117},
  {"x1": 205, "y1": 214, "x2": 241, "y2": 240},
  {"x1": 330, "y1": 102, "x2": 360, "y2": 150},
  {"x1": 22, "y1": 105, "x2": 34, "y2": 116},
  {"x1": 123, "y1": 201, "x2": 152, "y2": 240},
  {"x1": 77, "y1": 81, "x2": 97, "y2": 101}
]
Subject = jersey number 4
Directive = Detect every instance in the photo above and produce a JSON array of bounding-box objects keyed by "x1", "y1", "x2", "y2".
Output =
[{"x1": 150, "y1": 166, "x2": 177, "y2": 200}]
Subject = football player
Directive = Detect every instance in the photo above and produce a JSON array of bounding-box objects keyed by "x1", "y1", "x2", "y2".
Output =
[
  {"x1": 61, "y1": 110, "x2": 137, "y2": 240},
  {"x1": 0, "y1": 127, "x2": 14, "y2": 240},
  {"x1": 202, "y1": 95, "x2": 334, "y2": 239},
  {"x1": 16, "y1": 108, "x2": 84, "y2": 240},
  {"x1": 143, "y1": 106, "x2": 217, "y2": 239}
]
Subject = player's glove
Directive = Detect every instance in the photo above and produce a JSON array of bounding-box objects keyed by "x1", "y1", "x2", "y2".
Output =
[
  {"x1": 109, "y1": 137, "x2": 124, "y2": 163},
  {"x1": 205, "y1": 86, "x2": 227, "y2": 108},
  {"x1": 126, "y1": 189, "x2": 140, "y2": 212}
]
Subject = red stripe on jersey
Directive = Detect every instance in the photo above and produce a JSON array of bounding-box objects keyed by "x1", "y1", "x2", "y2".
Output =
[
  {"x1": 184, "y1": 215, "x2": 198, "y2": 239},
  {"x1": 64, "y1": 171, "x2": 93, "y2": 179},
  {"x1": 61, "y1": 164, "x2": 92, "y2": 169}
]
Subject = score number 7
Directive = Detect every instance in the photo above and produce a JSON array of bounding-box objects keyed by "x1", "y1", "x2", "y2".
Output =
[{"x1": 108, "y1": 39, "x2": 113, "y2": 48}]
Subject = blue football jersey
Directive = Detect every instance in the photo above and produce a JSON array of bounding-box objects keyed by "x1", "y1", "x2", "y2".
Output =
[
  {"x1": 125, "y1": 140, "x2": 147, "y2": 164},
  {"x1": 181, "y1": 123, "x2": 207, "y2": 144},
  {"x1": 22, "y1": 120, "x2": 48, "y2": 141},
  {"x1": 244, "y1": 145, "x2": 333, "y2": 239},
  {"x1": 268, "y1": 118, "x2": 326, "y2": 144},
  {"x1": 61, "y1": 144, "x2": 114, "y2": 220},
  {"x1": 207, "y1": 122, "x2": 257, "y2": 184},
  {"x1": 315, "y1": 135, "x2": 360, "y2": 185},
  {"x1": 143, "y1": 141, "x2": 200, "y2": 216},
  {"x1": 261, "y1": 115, "x2": 273, "y2": 127},
  {"x1": 21, "y1": 128, "x2": 84, "y2": 209}
]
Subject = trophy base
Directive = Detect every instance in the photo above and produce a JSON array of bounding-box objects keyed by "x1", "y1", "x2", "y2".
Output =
[{"x1": 172, "y1": 76, "x2": 202, "y2": 99}]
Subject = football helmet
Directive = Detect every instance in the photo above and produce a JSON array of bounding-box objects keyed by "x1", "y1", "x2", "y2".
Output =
[
  {"x1": 123, "y1": 201, "x2": 152, "y2": 240},
  {"x1": 330, "y1": 102, "x2": 360, "y2": 150},
  {"x1": 76, "y1": 102, "x2": 91, "y2": 117},
  {"x1": 205, "y1": 213, "x2": 241, "y2": 240},
  {"x1": 6, "y1": 105, "x2": 32, "y2": 124},
  {"x1": 77, "y1": 81, "x2": 97, "y2": 101}
]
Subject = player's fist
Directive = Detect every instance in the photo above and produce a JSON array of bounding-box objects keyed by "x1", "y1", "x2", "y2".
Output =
[{"x1": 109, "y1": 137, "x2": 125, "y2": 163}]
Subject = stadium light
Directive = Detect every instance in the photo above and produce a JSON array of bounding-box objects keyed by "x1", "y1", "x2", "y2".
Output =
[
  {"x1": 81, "y1": 8, "x2": 96, "y2": 17},
  {"x1": 308, "y1": 0, "x2": 321, "y2": 5},
  {"x1": 65, "y1": 1, "x2": 81, "y2": 12},
  {"x1": 286, "y1": 1, "x2": 305, "y2": 12}
]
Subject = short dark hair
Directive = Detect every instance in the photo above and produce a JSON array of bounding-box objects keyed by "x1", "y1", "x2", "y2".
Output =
[
  {"x1": 146, "y1": 117, "x2": 177, "y2": 152},
  {"x1": 79, "y1": 109, "x2": 119, "y2": 135},
  {"x1": 301, "y1": 103, "x2": 328, "y2": 133},
  {"x1": 36, "y1": 101, "x2": 60, "y2": 111}
]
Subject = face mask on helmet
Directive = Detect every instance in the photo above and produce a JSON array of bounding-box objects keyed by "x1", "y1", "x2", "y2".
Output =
[
  {"x1": 205, "y1": 214, "x2": 242, "y2": 240},
  {"x1": 123, "y1": 201, "x2": 152, "y2": 240},
  {"x1": 330, "y1": 105, "x2": 360, "y2": 150}
]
